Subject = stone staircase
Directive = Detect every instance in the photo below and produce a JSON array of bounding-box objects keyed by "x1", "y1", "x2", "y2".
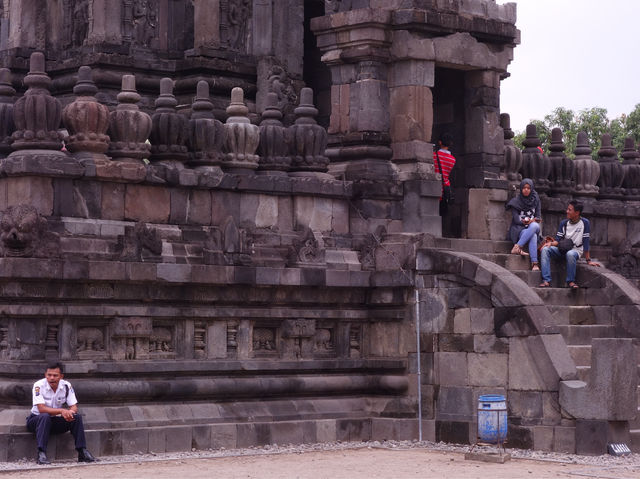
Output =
[{"x1": 435, "y1": 237, "x2": 640, "y2": 452}]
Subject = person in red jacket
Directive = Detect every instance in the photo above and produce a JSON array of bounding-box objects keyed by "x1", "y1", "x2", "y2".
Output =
[{"x1": 433, "y1": 132, "x2": 456, "y2": 216}]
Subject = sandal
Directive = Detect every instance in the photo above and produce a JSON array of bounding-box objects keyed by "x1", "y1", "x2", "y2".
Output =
[
  {"x1": 567, "y1": 282, "x2": 579, "y2": 289},
  {"x1": 511, "y1": 244, "x2": 530, "y2": 257},
  {"x1": 531, "y1": 262, "x2": 540, "y2": 272},
  {"x1": 538, "y1": 281, "x2": 550, "y2": 288}
]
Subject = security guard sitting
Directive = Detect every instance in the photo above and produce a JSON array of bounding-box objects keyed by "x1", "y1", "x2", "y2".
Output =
[{"x1": 26, "y1": 362, "x2": 97, "y2": 465}]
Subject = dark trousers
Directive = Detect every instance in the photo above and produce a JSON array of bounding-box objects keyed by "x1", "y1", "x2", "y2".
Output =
[{"x1": 26, "y1": 413, "x2": 87, "y2": 452}]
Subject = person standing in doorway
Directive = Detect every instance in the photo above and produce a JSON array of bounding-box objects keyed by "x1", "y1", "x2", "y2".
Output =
[{"x1": 433, "y1": 132, "x2": 456, "y2": 216}]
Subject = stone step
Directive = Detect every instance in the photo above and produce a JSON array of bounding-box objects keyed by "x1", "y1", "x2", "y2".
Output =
[
  {"x1": 556, "y1": 325, "x2": 617, "y2": 345},
  {"x1": 546, "y1": 305, "x2": 612, "y2": 326},
  {"x1": 567, "y1": 345, "x2": 592, "y2": 367},
  {"x1": 534, "y1": 288, "x2": 617, "y2": 307},
  {"x1": 435, "y1": 238, "x2": 513, "y2": 254},
  {"x1": 576, "y1": 366, "x2": 590, "y2": 382}
]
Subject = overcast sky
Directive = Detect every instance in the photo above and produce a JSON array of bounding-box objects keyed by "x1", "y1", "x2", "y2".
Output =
[{"x1": 499, "y1": 0, "x2": 640, "y2": 132}]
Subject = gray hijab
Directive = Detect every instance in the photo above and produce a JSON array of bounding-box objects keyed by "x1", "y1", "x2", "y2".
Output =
[{"x1": 505, "y1": 178, "x2": 540, "y2": 213}]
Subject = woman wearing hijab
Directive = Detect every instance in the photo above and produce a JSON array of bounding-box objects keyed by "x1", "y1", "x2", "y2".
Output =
[{"x1": 505, "y1": 178, "x2": 542, "y2": 271}]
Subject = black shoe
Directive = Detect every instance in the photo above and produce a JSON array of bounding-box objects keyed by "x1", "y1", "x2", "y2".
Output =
[
  {"x1": 77, "y1": 448, "x2": 97, "y2": 463},
  {"x1": 37, "y1": 450, "x2": 51, "y2": 465}
]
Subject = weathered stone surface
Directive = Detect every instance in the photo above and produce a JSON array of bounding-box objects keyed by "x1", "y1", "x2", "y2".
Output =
[
  {"x1": 560, "y1": 338, "x2": 637, "y2": 420},
  {"x1": 467, "y1": 353, "x2": 507, "y2": 387},
  {"x1": 124, "y1": 185, "x2": 170, "y2": 223}
]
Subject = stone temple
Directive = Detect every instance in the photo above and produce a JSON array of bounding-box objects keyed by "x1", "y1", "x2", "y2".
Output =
[{"x1": 0, "y1": 0, "x2": 638, "y2": 460}]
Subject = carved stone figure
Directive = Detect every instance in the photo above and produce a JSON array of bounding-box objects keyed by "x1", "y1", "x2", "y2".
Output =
[
  {"x1": 314, "y1": 328, "x2": 333, "y2": 351},
  {"x1": 226, "y1": 0, "x2": 251, "y2": 51},
  {"x1": 133, "y1": 0, "x2": 158, "y2": 48},
  {"x1": 609, "y1": 239, "x2": 639, "y2": 279},
  {"x1": 0, "y1": 205, "x2": 60, "y2": 258},
  {"x1": 267, "y1": 65, "x2": 297, "y2": 119},
  {"x1": 71, "y1": 0, "x2": 89, "y2": 47}
]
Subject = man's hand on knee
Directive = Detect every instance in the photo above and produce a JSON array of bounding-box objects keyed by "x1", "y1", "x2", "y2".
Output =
[{"x1": 60, "y1": 409, "x2": 75, "y2": 422}]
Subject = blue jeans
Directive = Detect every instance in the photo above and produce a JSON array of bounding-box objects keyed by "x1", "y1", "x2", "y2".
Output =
[
  {"x1": 540, "y1": 246, "x2": 579, "y2": 283},
  {"x1": 517, "y1": 222, "x2": 540, "y2": 263}
]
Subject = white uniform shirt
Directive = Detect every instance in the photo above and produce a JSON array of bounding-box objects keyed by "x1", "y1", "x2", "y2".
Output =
[
  {"x1": 564, "y1": 219, "x2": 585, "y2": 257},
  {"x1": 31, "y1": 378, "x2": 78, "y2": 415}
]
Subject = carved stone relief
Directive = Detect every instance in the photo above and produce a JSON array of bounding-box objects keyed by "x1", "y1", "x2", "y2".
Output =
[
  {"x1": 0, "y1": 321, "x2": 8, "y2": 359},
  {"x1": 222, "y1": 0, "x2": 251, "y2": 52},
  {"x1": 282, "y1": 319, "x2": 315, "y2": 359},
  {"x1": 112, "y1": 317, "x2": 152, "y2": 360},
  {"x1": 118, "y1": 222, "x2": 163, "y2": 262},
  {"x1": 609, "y1": 240, "x2": 640, "y2": 279},
  {"x1": 0, "y1": 205, "x2": 61, "y2": 258},
  {"x1": 349, "y1": 324, "x2": 362, "y2": 359},
  {"x1": 204, "y1": 218, "x2": 253, "y2": 266},
  {"x1": 227, "y1": 320, "x2": 238, "y2": 357},
  {"x1": 313, "y1": 327, "x2": 335, "y2": 357},
  {"x1": 133, "y1": 0, "x2": 158, "y2": 48},
  {"x1": 150, "y1": 325, "x2": 174, "y2": 356},
  {"x1": 45, "y1": 322, "x2": 60, "y2": 358},
  {"x1": 194, "y1": 322, "x2": 206, "y2": 359},
  {"x1": 267, "y1": 64, "x2": 297, "y2": 120},
  {"x1": 76, "y1": 325, "x2": 107, "y2": 359},
  {"x1": 252, "y1": 326, "x2": 277, "y2": 354},
  {"x1": 288, "y1": 227, "x2": 325, "y2": 266}
]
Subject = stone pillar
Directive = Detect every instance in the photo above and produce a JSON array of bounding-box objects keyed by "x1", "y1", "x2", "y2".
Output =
[
  {"x1": 464, "y1": 70, "x2": 504, "y2": 188},
  {"x1": 0, "y1": 68, "x2": 15, "y2": 159},
  {"x1": 311, "y1": 9, "x2": 396, "y2": 182}
]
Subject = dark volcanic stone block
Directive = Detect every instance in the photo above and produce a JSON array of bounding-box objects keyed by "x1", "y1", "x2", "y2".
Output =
[
  {"x1": 336, "y1": 419, "x2": 371, "y2": 442},
  {"x1": 122, "y1": 429, "x2": 150, "y2": 455},
  {"x1": 165, "y1": 426, "x2": 192, "y2": 452},
  {"x1": 507, "y1": 424, "x2": 533, "y2": 449},
  {"x1": 237, "y1": 423, "x2": 271, "y2": 447},
  {"x1": 101, "y1": 430, "x2": 124, "y2": 456},
  {"x1": 436, "y1": 420, "x2": 469, "y2": 445}
]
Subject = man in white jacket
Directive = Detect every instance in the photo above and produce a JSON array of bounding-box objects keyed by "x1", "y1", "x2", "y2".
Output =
[{"x1": 26, "y1": 362, "x2": 97, "y2": 465}]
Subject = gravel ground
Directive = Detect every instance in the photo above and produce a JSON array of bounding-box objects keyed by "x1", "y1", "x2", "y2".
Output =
[{"x1": 1, "y1": 440, "x2": 639, "y2": 478}]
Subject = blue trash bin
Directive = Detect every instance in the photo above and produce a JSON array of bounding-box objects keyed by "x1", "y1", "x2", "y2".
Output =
[{"x1": 477, "y1": 394, "x2": 507, "y2": 444}]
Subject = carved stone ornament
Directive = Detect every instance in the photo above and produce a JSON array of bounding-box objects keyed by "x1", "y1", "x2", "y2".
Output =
[
  {"x1": 62, "y1": 66, "x2": 110, "y2": 159},
  {"x1": 288, "y1": 226, "x2": 325, "y2": 266},
  {"x1": 132, "y1": 0, "x2": 158, "y2": 48},
  {"x1": 608, "y1": 239, "x2": 640, "y2": 279},
  {"x1": 548, "y1": 127, "x2": 574, "y2": 194},
  {"x1": 0, "y1": 204, "x2": 61, "y2": 258},
  {"x1": 267, "y1": 65, "x2": 297, "y2": 119},
  {"x1": 621, "y1": 137, "x2": 640, "y2": 199},
  {"x1": 258, "y1": 92, "x2": 291, "y2": 174},
  {"x1": 520, "y1": 123, "x2": 550, "y2": 193},
  {"x1": 225, "y1": 0, "x2": 251, "y2": 51},
  {"x1": 596, "y1": 133, "x2": 625, "y2": 199},
  {"x1": 11, "y1": 52, "x2": 64, "y2": 151},
  {"x1": 572, "y1": 131, "x2": 599, "y2": 196},
  {"x1": 188, "y1": 80, "x2": 226, "y2": 169},
  {"x1": 223, "y1": 87, "x2": 260, "y2": 171},
  {"x1": 118, "y1": 222, "x2": 163, "y2": 261},
  {"x1": 77, "y1": 327, "x2": 105, "y2": 352},
  {"x1": 108, "y1": 75, "x2": 152, "y2": 163},
  {"x1": 0, "y1": 68, "x2": 15, "y2": 158},
  {"x1": 357, "y1": 225, "x2": 386, "y2": 270},
  {"x1": 150, "y1": 78, "x2": 189, "y2": 163},
  {"x1": 288, "y1": 88, "x2": 329, "y2": 175},
  {"x1": 500, "y1": 113, "x2": 521, "y2": 184}
]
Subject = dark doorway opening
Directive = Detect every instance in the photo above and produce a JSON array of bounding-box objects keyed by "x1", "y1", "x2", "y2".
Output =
[
  {"x1": 303, "y1": 0, "x2": 331, "y2": 128},
  {"x1": 433, "y1": 67, "x2": 466, "y2": 238}
]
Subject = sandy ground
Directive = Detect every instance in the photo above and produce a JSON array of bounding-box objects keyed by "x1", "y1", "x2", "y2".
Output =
[{"x1": 1, "y1": 447, "x2": 639, "y2": 479}]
